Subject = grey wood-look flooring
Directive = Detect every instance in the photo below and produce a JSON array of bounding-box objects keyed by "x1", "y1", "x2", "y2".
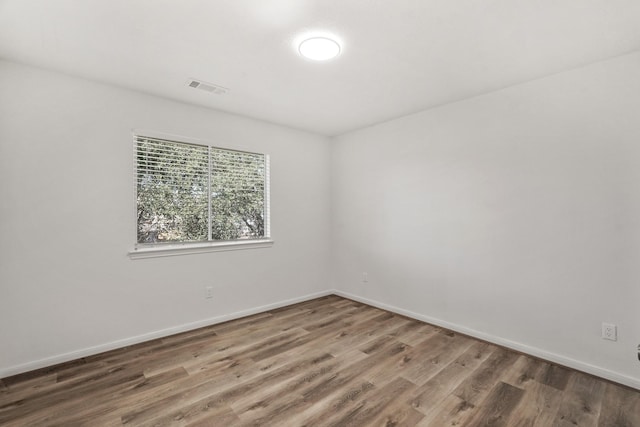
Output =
[{"x1": 1, "y1": 295, "x2": 639, "y2": 426}]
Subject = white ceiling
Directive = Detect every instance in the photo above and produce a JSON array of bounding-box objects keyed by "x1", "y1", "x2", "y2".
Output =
[{"x1": 1, "y1": 0, "x2": 639, "y2": 136}]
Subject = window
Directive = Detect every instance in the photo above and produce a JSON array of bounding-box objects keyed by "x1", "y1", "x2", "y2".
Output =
[{"x1": 133, "y1": 134, "x2": 270, "y2": 256}]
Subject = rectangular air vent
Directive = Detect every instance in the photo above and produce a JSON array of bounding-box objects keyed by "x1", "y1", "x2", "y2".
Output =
[{"x1": 186, "y1": 78, "x2": 229, "y2": 95}]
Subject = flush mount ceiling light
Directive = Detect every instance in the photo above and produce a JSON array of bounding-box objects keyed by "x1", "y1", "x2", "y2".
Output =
[{"x1": 298, "y1": 37, "x2": 341, "y2": 61}]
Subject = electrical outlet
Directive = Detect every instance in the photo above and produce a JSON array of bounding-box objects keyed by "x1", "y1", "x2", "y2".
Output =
[
  {"x1": 205, "y1": 286, "x2": 214, "y2": 299},
  {"x1": 362, "y1": 272, "x2": 368, "y2": 283},
  {"x1": 601, "y1": 323, "x2": 617, "y2": 341}
]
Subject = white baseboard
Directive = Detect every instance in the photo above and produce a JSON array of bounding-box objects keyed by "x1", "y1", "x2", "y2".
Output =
[
  {"x1": 0, "y1": 290, "x2": 333, "y2": 379},
  {"x1": 334, "y1": 290, "x2": 640, "y2": 391},
  {"x1": 4, "y1": 288, "x2": 639, "y2": 391}
]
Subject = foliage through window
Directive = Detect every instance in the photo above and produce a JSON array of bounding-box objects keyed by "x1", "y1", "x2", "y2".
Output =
[{"x1": 135, "y1": 135, "x2": 269, "y2": 245}]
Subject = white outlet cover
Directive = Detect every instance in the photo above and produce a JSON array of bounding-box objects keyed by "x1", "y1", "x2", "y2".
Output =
[
  {"x1": 601, "y1": 323, "x2": 617, "y2": 341},
  {"x1": 205, "y1": 286, "x2": 214, "y2": 299}
]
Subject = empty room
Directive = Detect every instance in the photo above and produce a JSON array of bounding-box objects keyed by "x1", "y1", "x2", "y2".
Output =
[{"x1": 1, "y1": 1, "x2": 639, "y2": 425}]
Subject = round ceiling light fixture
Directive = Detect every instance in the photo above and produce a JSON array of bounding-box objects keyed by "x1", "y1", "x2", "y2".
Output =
[{"x1": 298, "y1": 37, "x2": 341, "y2": 61}]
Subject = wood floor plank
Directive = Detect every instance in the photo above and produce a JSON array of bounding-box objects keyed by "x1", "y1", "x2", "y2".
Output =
[
  {"x1": 389, "y1": 320, "x2": 439, "y2": 347},
  {"x1": 323, "y1": 309, "x2": 397, "y2": 356},
  {"x1": 0, "y1": 373, "x2": 58, "y2": 407},
  {"x1": 452, "y1": 346, "x2": 520, "y2": 406},
  {"x1": 410, "y1": 341, "x2": 495, "y2": 416},
  {"x1": 229, "y1": 351, "x2": 347, "y2": 420},
  {"x1": 184, "y1": 410, "x2": 241, "y2": 427},
  {"x1": 166, "y1": 327, "x2": 312, "y2": 376},
  {"x1": 553, "y1": 372, "x2": 606, "y2": 427},
  {"x1": 249, "y1": 341, "x2": 411, "y2": 425},
  {"x1": 0, "y1": 365, "x2": 146, "y2": 424},
  {"x1": 249, "y1": 321, "x2": 351, "y2": 362},
  {"x1": 464, "y1": 381, "x2": 525, "y2": 427},
  {"x1": 120, "y1": 352, "x2": 334, "y2": 425},
  {"x1": 597, "y1": 382, "x2": 640, "y2": 427},
  {"x1": 507, "y1": 380, "x2": 562, "y2": 427},
  {"x1": 536, "y1": 361, "x2": 573, "y2": 391},
  {"x1": 327, "y1": 377, "x2": 417, "y2": 426},
  {"x1": 1, "y1": 359, "x2": 82, "y2": 389},
  {"x1": 293, "y1": 380, "x2": 377, "y2": 426},
  {"x1": 12, "y1": 367, "x2": 190, "y2": 427},
  {"x1": 0, "y1": 372, "x2": 58, "y2": 396},
  {"x1": 421, "y1": 393, "x2": 478, "y2": 426},
  {"x1": 500, "y1": 355, "x2": 544, "y2": 390},
  {"x1": 369, "y1": 402, "x2": 425, "y2": 427},
  {"x1": 399, "y1": 332, "x2": 475, "y2": 387},
  {"x1": 1, "y1": 295, "x2": 638, "y2": 427},
  {"x1": 369, "y1": 331, "x2": 475, "y2": 388}
]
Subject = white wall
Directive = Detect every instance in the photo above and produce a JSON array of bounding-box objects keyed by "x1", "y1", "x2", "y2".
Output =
[
  {"x1": 0, "y1": 60, "x2": 331, "y2": 376},
  {"x1": 331, "y1": 51, "x2": 640, "y2": 388},
  {"x1": 3, "y1": 51, "x2": 640, "y2": 390}
]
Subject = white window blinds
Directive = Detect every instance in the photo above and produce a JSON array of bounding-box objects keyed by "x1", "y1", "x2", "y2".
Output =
[{"x1": 135, "y1": 135, "x2": 269, "y2": 245}]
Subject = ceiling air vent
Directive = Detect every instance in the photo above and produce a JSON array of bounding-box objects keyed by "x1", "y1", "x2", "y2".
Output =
[{"x1": 186, "y1": 78, "x2": 229, "y2": 95}]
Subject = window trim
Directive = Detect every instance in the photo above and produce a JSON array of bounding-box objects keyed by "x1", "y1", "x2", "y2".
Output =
[
  {"x1": 129, "y1": 238, "x2": 274, "y2": 259},
  {"x1": 129, "y1": 130, "x2": 272, "y2": 259}
]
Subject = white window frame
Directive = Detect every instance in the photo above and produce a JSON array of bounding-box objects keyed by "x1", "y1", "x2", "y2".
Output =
[{"x1": 129, "y1": 130, "x2": 273, "y2": 259}]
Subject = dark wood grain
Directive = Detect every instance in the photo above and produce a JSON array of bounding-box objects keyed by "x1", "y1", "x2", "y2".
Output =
[
  {"x1": 553, "y1": 373, "x2": 606, "y2": 426},
  {"x1": 597, "y1": 382, "x2": 640, "y2": 427},
  {"x1": 465, "y1": 381, "x2": 525, "y2": 426},
  {"x1": 0, "y1": 295, "x2": 638, "y2": 426}
]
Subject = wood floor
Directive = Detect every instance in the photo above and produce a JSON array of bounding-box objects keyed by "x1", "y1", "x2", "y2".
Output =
[{"x1": 1, "y1": 296, "x2": 639, "y2": 426}]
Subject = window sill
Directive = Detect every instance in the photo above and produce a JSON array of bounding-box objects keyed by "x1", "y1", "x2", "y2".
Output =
[{"x1": 128, "y1": 239, "x2": 274, "y2": 259}]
